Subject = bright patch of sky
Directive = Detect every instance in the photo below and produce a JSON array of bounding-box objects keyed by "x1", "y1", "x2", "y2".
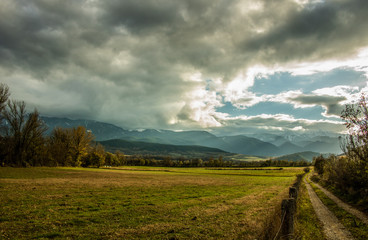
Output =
[
  {"x1": 250, "y1": 68, "x2": 367, "y2": 95},
  {"x1": 215, "y1": 66, "x2": 366, "y2": 124},
  {"x1": 217, "y1": 101, "x2": 326, "y2": 120}
]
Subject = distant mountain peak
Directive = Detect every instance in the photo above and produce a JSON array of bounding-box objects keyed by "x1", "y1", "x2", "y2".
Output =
[{"x1": 41, "y1": 116, "x2": 342, "y2": 157}]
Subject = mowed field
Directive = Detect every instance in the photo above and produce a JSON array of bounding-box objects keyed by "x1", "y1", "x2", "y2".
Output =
[{"x1": 0, "y1": 167, "x2": 303, "y2": 239}]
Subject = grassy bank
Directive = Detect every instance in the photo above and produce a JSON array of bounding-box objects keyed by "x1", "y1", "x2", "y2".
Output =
[
  {"x1": 294, "y1": 176, "x2": 325, "y2": 240},
  {"x1": 1, "y1": 167, "x2": 303, "y2": 239}
]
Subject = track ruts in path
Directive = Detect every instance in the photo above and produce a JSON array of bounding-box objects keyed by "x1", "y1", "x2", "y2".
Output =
[
  {"x1": 304, "y1": 178, "x2": 354, "y2": 240},
  {"x1": 312, "y1": 181, "x2": 368, "y2": 225}
]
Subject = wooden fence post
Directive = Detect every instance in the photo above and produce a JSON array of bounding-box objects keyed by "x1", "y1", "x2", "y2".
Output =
[
  {"x1": 281, "y1": 198, "x2": 296, "y2": 239},
  {"x1": 289, "y1": 187, "x2": 297, "y2": 200}
]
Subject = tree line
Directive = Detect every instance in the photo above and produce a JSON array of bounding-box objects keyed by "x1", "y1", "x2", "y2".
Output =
[{"x1": 313, "y1": 95, "x2": 368, "y2": 206}]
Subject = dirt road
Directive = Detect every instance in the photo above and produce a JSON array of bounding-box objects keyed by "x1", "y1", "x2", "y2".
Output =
[
  {"x1": 304, "y1": 178, "x2": 354, "y2": 240},
  {"x1": 312, "y1": 181, "x2": 368, "y2": 225}
]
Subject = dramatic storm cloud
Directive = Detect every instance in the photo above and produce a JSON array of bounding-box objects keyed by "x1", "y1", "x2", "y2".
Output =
[{"x1": 1, "y1": 0, "x2": 368, "y2": 134}]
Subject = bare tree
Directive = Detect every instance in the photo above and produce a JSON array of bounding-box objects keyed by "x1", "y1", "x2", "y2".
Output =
[
  {"x1": 0, "y1": 83, "x2": 10, "y2": 164},
  {"x1": 48, "y1": 127, "x2": 73, "y2": 166},
  {"x1": 0, "y1": 83, "x2": 9, "y2": 111},
  {"x1": 338, "y1": 95, "x2": 368, "y2": 199},
  {"x1": 341, "y1": 95, "x2": 368, "y2": 163},
  {"x1": 2, "y1": 100, "x2": 46, "y2": 166}
]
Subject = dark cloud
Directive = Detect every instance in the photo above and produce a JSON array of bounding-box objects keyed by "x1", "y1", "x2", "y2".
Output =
[
  {"x1": 0, "y1": 1, "x2": 89, "y2": 76},
  {"x1": 0, "y1": 0, "x2": 367, "y2": 132},
  {"x1": 243, "y1": 0, "x2": 368, "y2": 63},
  {"x1": 102, "y1": 0, "x2": 183, "y2": 32},
  {"x1": 289, "y1": 94, "x2": 346, "y2": 117},
  {"x1": 291, "y1": 95, "x2": 346, "y2": 105}
]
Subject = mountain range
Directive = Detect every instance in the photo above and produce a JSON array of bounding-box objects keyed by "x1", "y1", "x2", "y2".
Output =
[
  {"x1": 100, "y1": 139, "x2": 228, "y2": 158},
  {"x1": 41, "y1": 116, "x2": 343, "y2": 159}
]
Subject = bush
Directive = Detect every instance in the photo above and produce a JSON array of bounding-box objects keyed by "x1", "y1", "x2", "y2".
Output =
[
  {"x1": 318, "y1": 154, "x2": 368, "y2": 205},
  {"x1": 313, "y1": 155, "x2": 326, "y2": 175}
]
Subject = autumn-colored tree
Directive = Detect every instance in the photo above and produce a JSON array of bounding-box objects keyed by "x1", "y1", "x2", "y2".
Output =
[
  {"x1": 70, "y1": 126, "x2": 94, "y2": 167},
  {"x1": 48, "y1": 126, "x2": 94, "y2": 167}
]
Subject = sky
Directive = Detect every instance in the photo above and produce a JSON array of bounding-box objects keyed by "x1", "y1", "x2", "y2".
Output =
[{"x1": 1, "y1": 0, "x2": 368, "y2": 135}]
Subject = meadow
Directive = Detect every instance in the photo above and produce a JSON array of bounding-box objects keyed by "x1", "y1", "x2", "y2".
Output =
[{"x1": 0, "y1": 167, "x2": 304, "y2": 239}]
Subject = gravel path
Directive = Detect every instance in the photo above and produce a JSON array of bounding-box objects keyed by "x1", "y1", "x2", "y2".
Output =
[
  {"x1": 304, "y1": 178, "x2": 354, "y2": 240},
  {"x1": 312, "y1": 181, "x2": 368, "y2": 225}
]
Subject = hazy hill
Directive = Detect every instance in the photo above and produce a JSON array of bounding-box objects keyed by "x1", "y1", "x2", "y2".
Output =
[
  {"x1": 210, "y1": 135, "x2": 280, "y2": 157},
  {"x1": 125, "y1": 129, "x2": 218, "y2": 146},
  {"x1": 277, "y1": 142, "x2": 303, "y2": 155},
  {"x1": 273, "y1": 151, "x2": 322, "y2": 162},
  {"x1": 41, "y1": 116, "x2": 130, "y2": 140},
  {"x1": 303, "y1": 136, "x2": 342, "y2": 154},
  {"x1": 99, "y1": 139, "x2": 228, "y2": 158}
]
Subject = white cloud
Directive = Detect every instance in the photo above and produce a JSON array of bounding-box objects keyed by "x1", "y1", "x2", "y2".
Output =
[
  {"x1": 214, "y1": 113, "x2": 345, "y2": 134},
  {"x1": 222, "y1": 65, "x2": 275, "y2": 108}
]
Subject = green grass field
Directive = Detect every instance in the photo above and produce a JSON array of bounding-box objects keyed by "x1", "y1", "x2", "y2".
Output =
[{"x1": 0, "y1": 167, "x2": 303, "y2": 239}]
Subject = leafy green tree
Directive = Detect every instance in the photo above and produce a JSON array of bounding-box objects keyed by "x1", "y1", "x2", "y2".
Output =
[
  {"x1": 115, "y1": 150, "x2": 126, "y2": 166},
  {"x1": 197, "y1": 158, "x2": 203, "y2": 167},
  {"x1": 163, "y1": 156, "x2": 173, "y2": 167},
  {"x1": 139, "y1": 159, "x2": 146, "y2": 166},
  {"x1": 105, "y1": 152, "x2": 119, "y2": 166},
  {"x1": 313, "y1": 155, "x2": 326, "y2": 175},
  {"x1": 207, "y1": 157, "x2": 214, "y2": 167},
  {"x1": 85, "y1": 143, "x2": 105, "y2": 167}
]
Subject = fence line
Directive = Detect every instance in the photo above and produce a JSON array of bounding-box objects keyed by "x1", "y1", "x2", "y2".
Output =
[{"x1": 274, "y1": 173, "x2": 305, "y2": 240}]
